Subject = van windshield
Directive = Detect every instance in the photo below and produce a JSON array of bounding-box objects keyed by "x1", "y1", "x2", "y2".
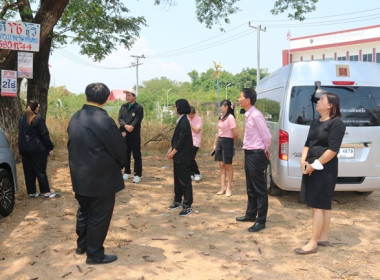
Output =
[{"x1": 289, "y1": 86, "x2": 380, "y2": 126}]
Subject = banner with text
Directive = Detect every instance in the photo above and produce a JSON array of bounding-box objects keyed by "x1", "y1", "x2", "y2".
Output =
[
  {"x1": 18, "y1": 52, "x2": 33, "y2": 79},
  {"x1": 0, "y1": 20, "x2": 40, "y2": 52},
  {"x1": 1, "y1": 70, "x2": 17, "y2": 97}
]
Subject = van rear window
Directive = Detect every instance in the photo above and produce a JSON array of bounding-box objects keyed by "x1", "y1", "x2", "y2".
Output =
[{"x1": 289, "y1": 86, "x2": 380, "y2": 126}]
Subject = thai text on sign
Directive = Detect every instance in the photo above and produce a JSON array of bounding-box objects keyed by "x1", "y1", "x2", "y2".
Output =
[
  {"x1": 0, "y1": 20, "x2": 40, "y2": 52},
  {"x1": 18, "y1": 52, "x2": 33, "y2": 79},
  {"x1": 1, "y1": 70, "x2": 17, "y2": 97}
]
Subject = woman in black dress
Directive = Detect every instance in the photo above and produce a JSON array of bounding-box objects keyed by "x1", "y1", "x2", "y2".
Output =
[{"x1": 294, "y1": 92, "x2": 345, "y2": 254}]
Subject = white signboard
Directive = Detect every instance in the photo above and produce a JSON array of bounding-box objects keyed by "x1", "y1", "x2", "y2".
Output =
[
  {"x1": 1, "y1": 70, "x2": 17, "y2": 97},
  {"x1": 18, "y1": 52, "x2": 33, "y2": 79},
  {"x1": 0, "y1": 20, "x2": 40, "y2": 52}
]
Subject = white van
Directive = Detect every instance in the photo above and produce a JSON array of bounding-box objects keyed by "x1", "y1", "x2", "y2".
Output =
[{"x1": 256, "y1": 61, "x2": 380, "y2": 195}]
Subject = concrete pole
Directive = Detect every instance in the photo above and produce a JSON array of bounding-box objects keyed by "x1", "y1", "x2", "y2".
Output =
[
  {"x1": 166, "y1": 88, "x2": 172, "y2": 109},
  {"x1": 130, "y1": 54, "x2": 145, "y2": 96},
  {"x1": 225, "y1": 83, "x2": 231, "y2": 99},
  {"x1": 249, "y1": 22, "x2": 266, "y2": 84},
  {"x1": 217, "y1": 78, "x2": 220, "y2": 115}
]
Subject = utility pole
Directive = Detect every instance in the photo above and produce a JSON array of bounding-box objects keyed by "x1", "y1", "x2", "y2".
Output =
[
  {"x1": 213, "y1": 61, "x2": 223, "y2": 115},
  {"x1": 225, "y1": 83, "x2": 231, "y2": 99},
  {"x1": 130, "y1": 54, "x2": 145, "y2": 96},
  {"x1": 249, "y1": 22, "x2": 266, "y2": 84},
  {"x1": 166, "y1": 88, "x2": 172, "y2": 109}
]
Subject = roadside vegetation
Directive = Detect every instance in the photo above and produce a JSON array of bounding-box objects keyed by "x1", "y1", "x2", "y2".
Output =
[{"x1": 12, "y1": 67, "x2": 265, "y2": 159}]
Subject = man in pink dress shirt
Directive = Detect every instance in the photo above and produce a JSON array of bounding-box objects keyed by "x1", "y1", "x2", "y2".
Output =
[{"x1": 236, "y1": 88, "x2": 272, "y2": 232}]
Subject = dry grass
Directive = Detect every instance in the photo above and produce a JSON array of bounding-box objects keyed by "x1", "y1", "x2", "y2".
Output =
[{"x1": 12, "y1": 111, "x2": 246, "y2": 161}]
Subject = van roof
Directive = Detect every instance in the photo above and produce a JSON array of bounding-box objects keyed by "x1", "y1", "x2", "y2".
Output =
[{"x1": 257, "y1": 61, "x2": 380, "y2": 91}]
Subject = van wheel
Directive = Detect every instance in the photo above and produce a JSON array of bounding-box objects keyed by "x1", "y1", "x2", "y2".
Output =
[
  {"x1": 0, "y1": 169, "x2": 15, "y2": 217},
  {"x1": 265, "y1": 163, "x2": 281, "y2": 196},
  {"x1": 355, "y1": 191, "x2": 373, "y2": 196}
]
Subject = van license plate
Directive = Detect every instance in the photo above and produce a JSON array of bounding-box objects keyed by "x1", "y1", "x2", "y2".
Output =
[{"x1": 338, "y1": 148, "x2": 354, "y2": 159}]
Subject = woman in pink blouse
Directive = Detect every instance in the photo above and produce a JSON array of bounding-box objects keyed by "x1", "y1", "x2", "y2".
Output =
[
  {"x1": 188, "y1": 106, "x2": 203, "y2": 181},
  {"x1": 213, "y1": 100, "x2": 238, "y2": 196}
]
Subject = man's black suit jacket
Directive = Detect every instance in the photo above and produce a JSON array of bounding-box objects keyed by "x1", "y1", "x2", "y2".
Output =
[{"x1": 68, "y1": 104, "x2": 127, "y2": 197}]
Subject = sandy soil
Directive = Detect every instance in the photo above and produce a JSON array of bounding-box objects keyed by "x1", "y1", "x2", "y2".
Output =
[{"x1": 0, "y1": 149, "x2": 379, "y2": 280}]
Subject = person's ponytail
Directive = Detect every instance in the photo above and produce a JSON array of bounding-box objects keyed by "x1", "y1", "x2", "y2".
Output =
[{"x1": 26, "y1": 100, "x2": 39, "y2": 125}]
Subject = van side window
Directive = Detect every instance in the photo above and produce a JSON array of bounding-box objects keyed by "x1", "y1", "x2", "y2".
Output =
[
  {"x1": 289, "y1": 86, "x2": 380, "y2": 126},
  {"x1": 257, "y1": 87, "x2": 282, "y2": 122}
]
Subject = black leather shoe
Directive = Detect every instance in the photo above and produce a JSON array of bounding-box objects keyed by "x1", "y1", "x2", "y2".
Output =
[
  {"x1": 86, "y1": 254, "x2": 117, "y2": 265},
  {"x1": 75, "y1": 247, "x2": 86, "y2": 255},
  {"x1": 236, "y1": 215, "x2": 256, "y2": 222},
  {"x1": 248, "y1": 222, "x2": 266, "y2": 232}
]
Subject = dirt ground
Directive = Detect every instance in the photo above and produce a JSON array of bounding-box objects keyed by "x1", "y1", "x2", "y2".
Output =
[{"x1": 0, "y1": 149, "x2": 379, "y2": 280}]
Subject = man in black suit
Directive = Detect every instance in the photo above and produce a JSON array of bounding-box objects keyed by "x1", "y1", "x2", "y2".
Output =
[
  {"x1": 68, "y1": 83, "x2": 127, "y2": 264},
  {"x1": 118, "y1": 88, "x2": 144, "y2": 183},
  {"x1": 166, "y1": 99, "x2": 194, "y2": 216}
]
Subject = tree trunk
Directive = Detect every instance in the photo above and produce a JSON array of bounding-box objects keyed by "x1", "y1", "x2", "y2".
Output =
[
  {"x1": 0, "y1": 51, "x2": 22, "y2": 136},
  {"x1": 27, "y1": 33, "x2": 52, "y2": 119},
  {"x1": 0, "y1": 0, "x2": 69, "y2": 135}
]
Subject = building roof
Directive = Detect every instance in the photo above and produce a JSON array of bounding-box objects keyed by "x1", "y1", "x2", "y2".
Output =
[{"x1": 109, "y1": 89, "x2": 126, "y2": 101}]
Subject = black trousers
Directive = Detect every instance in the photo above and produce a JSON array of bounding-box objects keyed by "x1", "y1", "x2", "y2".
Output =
[
  {"x1": 244, "y1": 150, "x2": 268, "y2": 224},
  {"x1": 75, "y1": 193, "x2": 115, "y2": 261},
  {"x1": 173, "y1": 161, "x2": 193, "y2": 209},
  {"x1": 124, "y1": 134, "x2": 142, "y2": 177},
  {"x1": 190, "y1": 146, "x2": 200, "y2": 175},
  {"x1": 21, "y1": 153, "x2": 51, "y2": 194}
]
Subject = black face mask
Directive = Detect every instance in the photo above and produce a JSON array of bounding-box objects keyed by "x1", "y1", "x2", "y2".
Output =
[{"x1": 240, "y1": 108, "x2": 245, "y2": 114}]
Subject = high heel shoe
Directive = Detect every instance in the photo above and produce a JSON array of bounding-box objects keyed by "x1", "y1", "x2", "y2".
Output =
[
  {"x1": 226, "y1": 192, "x2": 231, "y2": 197},
  {"x1": 216, "y1": 190, "x2": 226, "y2": 195}
]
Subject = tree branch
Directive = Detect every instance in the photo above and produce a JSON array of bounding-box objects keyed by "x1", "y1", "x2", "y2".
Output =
[{"x1": 0, "y1": 0, "x2": 21, "y2": 19}]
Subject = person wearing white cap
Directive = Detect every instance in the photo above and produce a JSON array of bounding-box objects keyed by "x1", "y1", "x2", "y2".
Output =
[{"x1": 118, "y1": 88, "x2": 144, "y2": 183}]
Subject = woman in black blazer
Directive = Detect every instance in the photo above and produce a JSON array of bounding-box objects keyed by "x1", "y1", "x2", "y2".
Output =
[
  {"x1": 18, "y1": 100, "x2": 60, "y2": 199},
  {"x1": 166, "y1": 99, "x2": 194, "y2": 217}
]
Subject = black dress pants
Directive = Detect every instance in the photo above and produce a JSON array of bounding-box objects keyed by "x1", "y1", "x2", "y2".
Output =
[
  {"x1": 75, "y1": 193, "x2": 115, "y2": 261},
  {"x1": 190, "y1": 146, "x2": 200, "y2": 175},
  {"x1": 173, "y1": 161, "x2": 193, "y2": 209},
  {"x1": 21, "y1": 153, "x2": 51, "y2": 194},
  {"x1": 125, "y1": 134, "x2": 142, "y2": 177},
  {"x1": 244, "y1": 150, "x2": 268, "y2": 224}
]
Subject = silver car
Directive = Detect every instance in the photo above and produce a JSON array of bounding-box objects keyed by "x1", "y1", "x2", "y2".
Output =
[{"x1": 0, "y1": 128, "x2": 18, "y2": 217}]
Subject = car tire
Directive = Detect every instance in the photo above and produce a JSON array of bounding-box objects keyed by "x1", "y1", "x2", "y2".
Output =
[
  {"x1": 265, "y1": 162, "x2": 282, "y2": 196},
  {"x1": 0, "y1": 169, "x2": 15, "y2": 217}
]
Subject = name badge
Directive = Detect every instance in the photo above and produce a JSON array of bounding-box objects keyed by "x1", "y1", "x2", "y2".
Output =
[{"x1": 132, "y1": 113, "x2": 135, "y2": 117}]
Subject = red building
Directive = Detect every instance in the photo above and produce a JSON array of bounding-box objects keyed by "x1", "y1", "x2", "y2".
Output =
[{"x1": 109, "y1": 89, "x2": 126, "y2": 101}]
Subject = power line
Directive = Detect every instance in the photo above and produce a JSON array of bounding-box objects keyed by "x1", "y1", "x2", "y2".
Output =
[
  {"x1": 151, "y1": 29, "x2": 254, "y2": 58},
  {"x1": 55, "y1": 49, "x2": 134, "y2": 69},
  {"x1": 264, "y1": 13, "x2": 380, "y2": 28},
  {"x1": 250, "y1": 7, "x2": 380, "y2": 23},
  {"x1": 54, "y1": 7, "x2": 380, "y2": 68},
  {"x1": 149, "y1": 22, "x2": 248, "y2": 57}
]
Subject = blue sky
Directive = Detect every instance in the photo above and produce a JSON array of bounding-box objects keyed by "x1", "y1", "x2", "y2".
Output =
[{"x1": 49, "y1": 0, "x2": 380, "y2": 94}]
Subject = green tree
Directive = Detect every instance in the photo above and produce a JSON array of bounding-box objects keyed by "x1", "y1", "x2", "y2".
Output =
[
  {"x1": 156, "y1": 0, "x2": 318, "y2": 30},
  {"x1": 1, "y1": 0, "x2": 319, "y2": 134},
  {"x1": 0, "y1": 0, "x2": 145, "y2": 134},
  {"x1": 138, "y1": 77, "x2": 181, "y2": 117}
]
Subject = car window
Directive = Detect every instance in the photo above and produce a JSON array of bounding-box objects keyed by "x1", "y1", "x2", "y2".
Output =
[
  {"x1": 257, "y1": 87, "x2": 282, "y2": 122},
  {"x1": 289, "y1": 86, "x2": 380, "y2": 126}
]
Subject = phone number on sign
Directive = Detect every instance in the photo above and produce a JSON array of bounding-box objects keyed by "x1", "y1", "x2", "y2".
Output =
[{"x1": 0, "y1": 40, "x2": 32, "y2": 50}]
